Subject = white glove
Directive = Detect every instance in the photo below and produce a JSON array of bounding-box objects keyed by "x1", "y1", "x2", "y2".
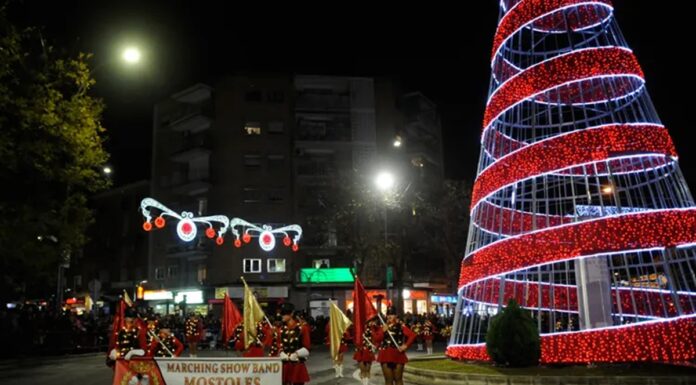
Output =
[
  {"x1": 279, "y1": 352, "x2": 289, "y2": 360},
  {"x1": 124, "y1": 349, "x2": 145, "y2": 360},
  {"x1": 289, "y1": 353, "x2": 299, "y2": 362},
  {"x1": 295, "y1": 347, "x2": 310, "y2": 358},
  {"x1": 109, "y1": 349, "x2": 118, "y2": 360}
]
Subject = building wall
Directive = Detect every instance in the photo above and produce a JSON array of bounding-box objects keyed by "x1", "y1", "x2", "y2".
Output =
[
  {"x1": 146, "y1": 75, "x2": 446, "y2": 309},
  {"x1": 207, "y1": 74, "x2": 296, "y2": 287},
  {"x1": 70, "y1": 180, "x2": 150, "y2": 296}
]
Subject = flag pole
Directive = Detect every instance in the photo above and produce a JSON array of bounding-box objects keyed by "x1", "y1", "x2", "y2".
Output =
[
  {"x1": 377, "y1": 310, "x2": 400, "y2": 348},
  {"x1": 240, "y1": 276, "x2": 268, "y2": 346},
  {"x1": 356, "y1": 278, "x2": 399, "y2": 347}
]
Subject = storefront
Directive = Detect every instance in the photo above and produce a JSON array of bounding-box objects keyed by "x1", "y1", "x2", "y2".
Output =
[
  {"x1": 343, "y1": 288, "x2": 431, "y2": 315},
  {"x1": 430, "y1": 294, "x2": 457, "y2": 316},
  {"x1": 214, "y1": 285, "x2": 289, "y2": 315},
  {"x1": 142, "y1": 289, "x2": 208, "y2": 316}
]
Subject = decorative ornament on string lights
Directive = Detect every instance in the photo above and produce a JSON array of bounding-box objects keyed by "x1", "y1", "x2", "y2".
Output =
[
  {"x1": 139, "y1": 197, "x2": 302, "y2": 252},
  {"x1": 229, "y1": 218, "x2": 302, "y2": 252},
  {"x1": 140, "y1": 198, "x2": 229, "y2": 245}
]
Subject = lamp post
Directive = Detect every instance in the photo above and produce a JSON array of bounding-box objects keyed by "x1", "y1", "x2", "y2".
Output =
[{"x1": 374, "y1": 170, "x2": 397, "y2": 304}]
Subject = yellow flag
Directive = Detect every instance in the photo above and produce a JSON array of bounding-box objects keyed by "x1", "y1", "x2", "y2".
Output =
[
  {"x1": 123, "y1": 290, "x2": 133, "y2": 307},
  {"x1": 84, "y1": 295, "x2": 93, "y2": 313},
  {"x1": 329, "y1": 302, "x2": 352, "y2": 361},
  {"x1": 242, "y1": 277, "x2": 265, "y2": 349}
]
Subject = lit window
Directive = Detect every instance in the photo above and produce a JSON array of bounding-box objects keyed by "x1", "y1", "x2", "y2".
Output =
[
  {"x1": 243, "y1": 259, "x2": 262, "y2": 273},
  {"x1": 197, "y1": 264, "x2": 207, "y2": 282},
  {"x1": 167, "y1": 265, "x2": 178, "y2": 278},
  {"x1": 267, "y1": 259, "x2": 286, "y2": 273},
  {"x1": 244, "y1": 122, "x2": 262, "y2": 135},
  {"x1": 313, "y1": 259, "x2": 330, "y2": 269},
  {"x1": 155, "y1": 267, "x2": 165, "y2": 280}
]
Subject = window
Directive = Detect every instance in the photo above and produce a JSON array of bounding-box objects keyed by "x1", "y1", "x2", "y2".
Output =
[
  {"x1": 268, "y1": 187, "x2": 285, "y2": 204},
  {"x1": 266, "y1": 91, "x2": 285, "y2": 103},
  {"x1": 268, "y1": 121, "x2": 285, "y2": 134},
  {"x1": 267, "y1": 259, "x2": 286, "y2": 273},
  {"x1": 73, "y1": 275, "x2": 82, "y2": 288},
  {"x1": 244, "y1": 122, "x2": 262, "y2": 135},
  {"x1": 167, "y1": 265, "x2": 179, "y2": 279},
  {"x1": 197, "y1": 198, "x2": 207, "y2": 216},
  {"x1": 313, "y1": 259, "x2": 330, "y2": 269},
  {"x1": 243, "y1": 259, "x2": 262, "y2": 273},
  {"x1": 243, "y1": 154, "x2": 262, "y2": 167},
  {"x1": 155, "y1": 267, "x2": 165, "y2": 280},
  {"x1": 197, "y1": 264, "x2": 207, "y2": 282},
  {"x1": 245, "y1": 90, "x2": 262, "y2": 102},
  {"x1": 268, "y1": 154, "x2": 286, "y2": 169},
  {"x1": 243, "y1": 186, "x2": 263, "y2": 204}
]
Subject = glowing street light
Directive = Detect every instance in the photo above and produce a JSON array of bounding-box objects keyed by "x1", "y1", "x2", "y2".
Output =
[
  {"x1": 103, "y1": 166, "x2": 113, "y2": 175},
  {"x1": 122, "y1": 47, "x2": 142, "y2": 64},
  {"x1": 375, "y1": 171, "x2": 396, "y2": 191},
  {"x1": 602, "y1": 185, "x2": 614, "y2": 194},
  {"x1": 393, "y1": 135, "x2": 402, "y2": 148}
]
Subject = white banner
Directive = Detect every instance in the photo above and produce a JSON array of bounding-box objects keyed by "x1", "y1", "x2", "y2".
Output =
[{"x1": 154, "y1": 357, "x2": 282, "y2": 385}]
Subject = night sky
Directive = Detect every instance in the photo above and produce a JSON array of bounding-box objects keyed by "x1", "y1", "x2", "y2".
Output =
[{"x1": 10, "y1": 1, "x2": 696, "y2": 189}]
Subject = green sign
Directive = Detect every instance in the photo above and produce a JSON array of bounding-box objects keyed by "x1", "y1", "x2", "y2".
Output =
[{"x1": 299, "y1": 268, "x2": 355, "y2": 283}]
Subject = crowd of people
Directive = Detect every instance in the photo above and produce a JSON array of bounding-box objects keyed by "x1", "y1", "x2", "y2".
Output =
[{"x1": 0, "y1": 302, "x2": 453, "y2": 359}]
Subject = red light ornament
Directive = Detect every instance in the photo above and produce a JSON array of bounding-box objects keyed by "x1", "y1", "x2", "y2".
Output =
[
  {"x1": 215, "y1": 236, "x2": 224, "y2": 246},
  {"x1": 447, "y1": 315, "x2": 696, "y2": 364},
  {"x1": 205, "y1": 227, "x2": 216, "y2": 239},
  {"x1": 234, "y1": 239, "x2": 242, "y2": 248},
  {"x1": 154, "y1": 216, "x2": 165, "y2": 229},
  {"x1": 283, "y1": 236, "x2": 292, "y2": 247},
  {"x1": 143, "y1": 222, "x2": 152, "y2": 232},
  {"x1": 484, "y1": 47, "x2": 643, "y2": 130},
  {"x1": 242, "y1": 233, "x2": 251, "y2": 244},
  {"x1": 459, "y1": 209, "x2": 696, "y2": 287}
]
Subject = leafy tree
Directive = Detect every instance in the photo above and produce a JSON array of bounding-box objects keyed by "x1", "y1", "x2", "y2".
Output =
[
  {"x1": 0, "y1": 9, "x2": 110, "y2": 303},
  {"x1": 416, "y1": 179, "x2": 471, "y2": 290},
  {"x1": 486, "y1": 299, "x2": 541, "y2": 367}
]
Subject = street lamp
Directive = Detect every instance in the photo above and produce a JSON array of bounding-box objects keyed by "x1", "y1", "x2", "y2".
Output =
[
  {"x1": 393, "y1": 135, "x2": 402, "y2": 148},
  {"x1": 122, "y1": 47, "x2": 142, "y2": 64},
  {"x1": 374, "y1": 170, "x2": 399, "y2": 306},
  {"x1": 103, "y1": 166, "x2": 113, "y2": 175},
  {"x1": 375, "y1": 171, "x2": 395, "y2": 191}
]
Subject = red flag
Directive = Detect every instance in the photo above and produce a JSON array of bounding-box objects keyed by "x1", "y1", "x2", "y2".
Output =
[
  {"x1": 352, "y1": 277, "x2": 378, "y2": 348},
  {"x1": 108, "y1": 299, "x2": 126, "y2": 352},
  {"x1": 222, "y1": 293, "x2": 242, "y2": 343}
]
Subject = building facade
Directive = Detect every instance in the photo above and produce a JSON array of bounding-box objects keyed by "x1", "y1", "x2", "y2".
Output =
[{"x1": 147, "y1": 75, "x2": 445, "y2": 315}]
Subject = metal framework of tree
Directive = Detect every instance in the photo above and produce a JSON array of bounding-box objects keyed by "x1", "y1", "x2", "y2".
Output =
[{"x1": 448, "y1": 0, "x2": 696, "y2": 364}]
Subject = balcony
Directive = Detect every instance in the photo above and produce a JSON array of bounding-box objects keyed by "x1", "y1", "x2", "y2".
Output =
[
  {"x1": 296, "y1": 162, "x2": 336, "y2": 178},
  {"x1": 171, "y1": 177, "x2": 211, "y2": 196},
  {"x1": 165, "y1": 241, "x2": 211, "y2": 259},
  {"x1": 296, "y1": 118, "x2": 352, "y2": 142},
  {"x1": 170, "y1": 135, "x2": 211, "y2": 163},
  {"x1": 296, "y1": 93, "x2": 350, "y2": 111},
  {"x1": 169, "y1": 110, "x2": 212, "y2": 133}
]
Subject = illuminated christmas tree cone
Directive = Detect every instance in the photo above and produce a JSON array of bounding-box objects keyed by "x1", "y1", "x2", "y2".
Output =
[{"x1": 448, "y1": 0, "x2": 696, "y2": 364}]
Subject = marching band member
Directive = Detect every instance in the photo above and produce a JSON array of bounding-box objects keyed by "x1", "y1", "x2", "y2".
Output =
[
  {"x1": 353, "y1": 316, "x2": 380, "y2": 385},
  {"x1": 374, "y1": 306, "x2": 416, "y2": 385},
  {"x1": 278, "y1": 303, "x2": 311, "y2": 385}
]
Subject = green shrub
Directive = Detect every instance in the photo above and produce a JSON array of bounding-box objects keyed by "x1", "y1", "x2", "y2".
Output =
[{"x1": 485, "y1": 299, "x2": 541, "y2": 367}]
